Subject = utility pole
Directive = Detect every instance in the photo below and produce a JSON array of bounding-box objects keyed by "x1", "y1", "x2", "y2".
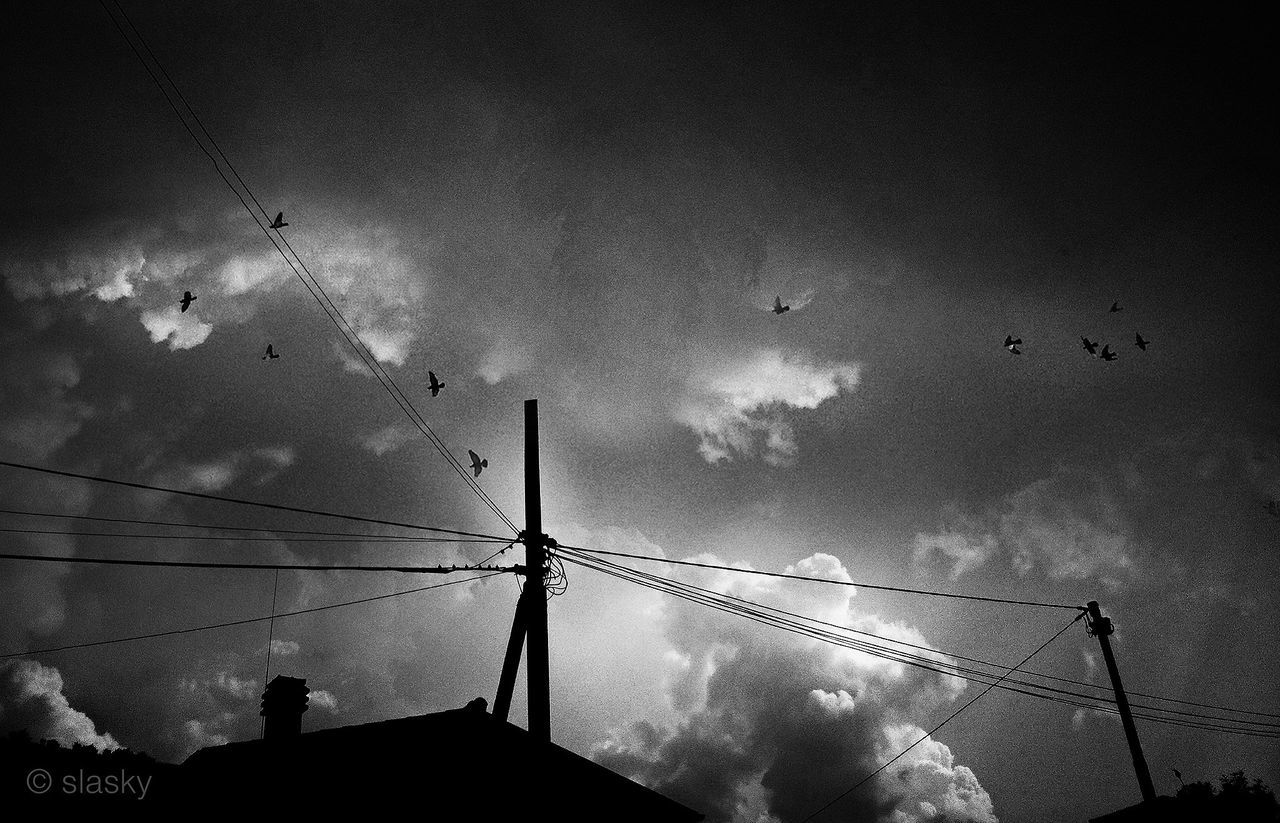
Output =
[
  {"x1": 1086, "y1": 600, "x2": 1155, "y2": 803},
  {"x1": 492, "y1": 399, "x2": 551, "y2": 743}
]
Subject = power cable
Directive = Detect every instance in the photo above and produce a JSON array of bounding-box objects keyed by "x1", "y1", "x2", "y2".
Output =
[
  {"x1": 799, "y1": 612, "x2": 1085, "y2": 822},
  {"x1": 98, "y1": 0, "x2": 518, "y2": 534},
  {"x1": 559, "y1": 551, "x2": 1280, "y2": 738},
  {"x1": 0, "y1": 552, "x2": 516, "y2": 574},
  {"x1": 0, "y1": 460, "x2": 509, "y2": 541},
  {"x1": 0, "y1": 571, "x2": 503, "y2": 661},
  {"x1": 559, "y1": 542, "x2": 1085, "y2": 611}
]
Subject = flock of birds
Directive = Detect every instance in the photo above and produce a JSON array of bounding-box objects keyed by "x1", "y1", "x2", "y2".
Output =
[
  {"x1": 1002, "y1": 301, "x2": 1149, "y2": 361},
  {"x1": 175, "y1": 212, "x2": 493, "y2": 478}
]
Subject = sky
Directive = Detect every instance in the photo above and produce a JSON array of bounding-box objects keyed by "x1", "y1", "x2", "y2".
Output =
[{"x1": 1, "y1": 2, "x2": 1277, "y2": 820}]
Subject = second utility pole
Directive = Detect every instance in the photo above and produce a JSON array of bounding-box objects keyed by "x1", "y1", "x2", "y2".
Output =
[
  {"x1": 1086, "y1": 600, "x2": 1155, "y2": 803},
  {"x1": 492, "y1": 399, "x2": 550, "y2": 743}
]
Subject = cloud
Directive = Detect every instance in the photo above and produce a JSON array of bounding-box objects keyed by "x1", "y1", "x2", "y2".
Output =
[
  {"x1": 675, "y1": 348, "x2": 859, "y2": 466},
  {"x1": 359, "y1": 425, "x2": 414, "y2": 457},
  {"x1": 3, "y1": 246, "x2": 147, "y2": 303},
  {"x1": 913, "y1": 469, "x2": 1135, "y2": 586},
  {"x1": 309, "y1": 689, "x2": 339, "y2": 712},
  {"x1": 150, "y1": 446, "x2": 296, "y2": 493},
  {"x1": 591, "y1": 551, "x2": 989, "y2": 823},
  {"x1": 140, "y1": 304, "x2": 214, "y2": 350},
  {"x1": 0, "y1": 660, "x2": 121, "y2": 751}
]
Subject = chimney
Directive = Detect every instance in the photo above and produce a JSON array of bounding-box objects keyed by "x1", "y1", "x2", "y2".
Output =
[{"x1": 260, "y1": 675, "x2": 309, "y2": 740}]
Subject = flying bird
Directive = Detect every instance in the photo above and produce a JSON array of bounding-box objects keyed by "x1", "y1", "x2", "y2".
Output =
[
  {"x1": 772, "y1": 296, "x2": 790, "y2": 315},
  {"x1": 1100, "y1": 345, "x2": 1117, "y2": 361},
  {"x1": 269, "y1": 212, "x2": 288, "y2": 229},
  {"x1": 468, "y1": 450, "x2": 488, "y2": 477},
  {"x1": 179, "y1": 291, "x2": 197, "y2": 312},
  {"x1": 1110, "y1": 301, "x2": 1123, "y2": 313},
  {"x1": 1081, "y1": 336, "x2": 1099, "y2": 356},
  {"x1": 1135, "y1": 332, "x2": 1149, "y2": 350},
  {"x1": 1003, "y1": 335, "x2": 1022, "y2": 349},
  {"x1": 1008, "y1": 345, "x2": 1022, "y2": 355},
  {"x1": 428, "y1": 371, "x2": 444, "y2": 397},
  {"x1": 262, "y1": 344, "x2": 279, "y2": 360}
]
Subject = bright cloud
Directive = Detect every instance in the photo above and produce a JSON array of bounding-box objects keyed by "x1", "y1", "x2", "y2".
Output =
[
  {"x1": 0, "y1": 660, "x2": 121, "y2": 752},
  {"x1": 140, "y1": 304, "x2": 214, "y2": 350},
  {"x1": 676, "y1": 348, "x2": 859, "y2": 466},
  {"x1": 592, "y1": 550, "x2": 986, "y2": 823}
]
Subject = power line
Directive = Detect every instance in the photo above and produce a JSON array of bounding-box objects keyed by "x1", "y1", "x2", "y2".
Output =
[
  {"x1": 0, "y1": 460, "x2": 509, "y2": 541},
  {"x1": 0, "y1": 527, "x2": 507, "y2": 545},
  {"x1": 0, "y1": 507, "x2": 509, "y2": 542},
  {"x1": 799, "y1": 612, "x2": 1085, "y2": 822},
  {"x1": 559, "y1": 542, "x2": 1085, "y2": 611},
  {"x1": 559, "y1": 551, "x2": 1280, "y2": 738},
  {"x1": 0, "y1": 571, "x2": 503, "y2": 661},
  {"x1": 0, "y1": 551, "x2": 516, "y2": 574},
  {"x1": 97, "y1": 0, "x2": 518, "y2": 535}
]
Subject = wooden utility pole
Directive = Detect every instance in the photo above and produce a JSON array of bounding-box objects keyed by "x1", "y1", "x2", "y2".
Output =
[
  {"x1": 1086, "y1": 600, "x2": 1155, "y2": 803},
  {"x1": 492, "y1": 400, "x2": 551, "y2": 743}
]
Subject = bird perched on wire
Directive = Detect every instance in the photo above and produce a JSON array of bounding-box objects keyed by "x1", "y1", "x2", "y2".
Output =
[
  {"x1": 1099, "y1": 345, "x2": 1117, "y2": 361},
  {"x1": 180, "y1": 291, "x2": 197, "y2": 312},
  {"x1": 468, "y1": 450, "x2": 488, "y2": 477},
  {"x1": 262, "y1": 344, "x2": 279, "y2": 360},
  {"x1": 1110, "y1": 301, "x2": 1123, "y2": 313},
  {"x1": 428, "y1": 371, "x2": 445, "y2": 397},
  {"x1": 1135, "y1": 332, "x2": 1149, "y2": 351},
  {"x1": 1081, "y1": 336, "x2": 1099, "y2": 356},
  {"x1": 772, "y1": 296, "x2": 790, "y2": 315},
  {"x1": 269, "y1": 212, "x2": 288, "y2": 229}
]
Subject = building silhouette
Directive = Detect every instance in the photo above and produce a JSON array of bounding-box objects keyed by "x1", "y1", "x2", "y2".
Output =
[{"x1": 180, "y1": 676, "x2": 703, "y2": 820}]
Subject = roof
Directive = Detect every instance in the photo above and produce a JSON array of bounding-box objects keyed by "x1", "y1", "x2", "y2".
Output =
[{"x1": 182, "y1": 703, "x2": 702, "y2": 820}]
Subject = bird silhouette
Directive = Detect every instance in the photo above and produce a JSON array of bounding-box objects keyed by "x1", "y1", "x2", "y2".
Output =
[
  {"x1": 262, "y1": 344, "x2": 279, "y2": 360},
  {"x1": 1135, "y1": 332, "x2": 1149, "y2": 351},
  {"x1": 1110, "y1": 301, "x2": 1123, "y2": 313},
  {"x1": 1100, "y1": 345, "x2": 1117, "y2": 361},
  {"x1": 269, "y1": 212, "x2": 288, "y2": 229},
  {"x1": 468, "y1": 450, "x2": 488, "y2": 477},
  {"x1": 1081, "y1": 336, "x2": 1099, "y2": 356},
  {"x1": 772, "y1": 296, "x2": 790, "y2": 315},
  {"x1": 1003, "y1": 335, "x2": 1022, "y2": 349},
  {"x1": 428, "y1": 371, "x2": 445, "y2": 397},
  {"x1": 180, "y1": 291, "x2": 197, "y2": 312}
]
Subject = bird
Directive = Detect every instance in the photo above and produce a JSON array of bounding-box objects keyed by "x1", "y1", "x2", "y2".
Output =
[
  {"x1": 269, "y1": 212, "x2": 288, "y2": 229},
  {"x1": 1173, "y1": 768, "x2": 1184, "y2": 785},
  {"x1": 180, "y1": 291, "x2": 197, "y2": 312},
  {"x1": 428, "y1": 371, "x2": 445, "y2": 397},
  {"x1": 468, "y1": 450, "x2": 488, "y2": 477},
  {"x1": 1008, "y1": 345, "x2": 1022, "y2": 355},
  {"x1": 1135, "y1": 332, "x2": 1149, "y2": 351},
  {"x1": 262, "y1": 344, "x2": 279, "y2": 360},
  {"x1": 1110, "y1": 301, "x2": 1123, "y2": 313},
  {"x1": 1003, "y1": 335, "x2": 1022, "y2": 349},
  {"x1": 1081, "y1": 336, "x2": 1099, "y2": 356},
  {"x1": 772, "y1": 295, "x2": 790, "y2": 315},
  {"x1": 1100, "y1": 345, "x2": 1117, "y2": 361}
]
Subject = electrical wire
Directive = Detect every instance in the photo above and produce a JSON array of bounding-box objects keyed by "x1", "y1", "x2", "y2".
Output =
[
  {"x1": 799, "y1": 612, "x2": 1086, "y2": 822},
  {"x1": 0, "y1": 571, "x2": 504, "y2": 661},
  {"x1": 559, "y1": 542, "x2": 1085, "y2": 611},
  {"x1": 0, "y1": 507, "x2": 512, "y2": 543},
  {"x1": 0, "y1": 527, "x2": 512, "y2": 544},
  {"x1": 0, "y1": 460, "x2": 510, "y2": 541},
  {"x1": 0, "y1": 552, "x2": 516, "y2": 574},
  {"x1": 97, "y1": 0, "x2": 518, "y2": 535},
  {"x1": 558, "y1": 550, "x2": 1280, "y2": 738}
]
